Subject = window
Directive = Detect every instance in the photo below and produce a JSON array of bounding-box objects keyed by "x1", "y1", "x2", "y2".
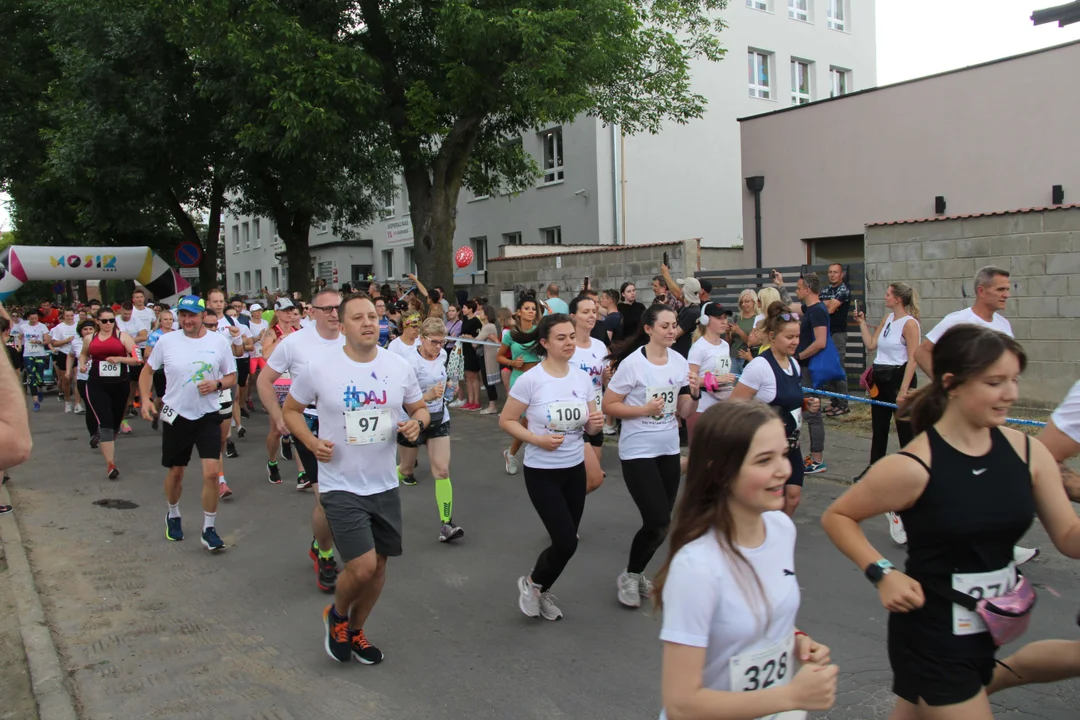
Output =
[
  {"x1": 316, "y1": 222, "x2": 329, "y2": 235},
  {"x1": 255, "y1": 269, "x2": 262, "y2": 291},
  {"x1": 542, "y1": 226, "x2": 562, "y2": 245},
  {"x1": 503, "y1": 231, "x2": 522, "y2": 246},
  {"x1": 270, "y1": 220, "x2": 276, "y2": 238},
  {"x1": 830, "y1": 67, "x2": 850, "y2": 97},
  {"x1": 232, "y1": 225, "x2": 240, "y2": 254},
  {"x1": 788, "y1": 0, "x2": 808, "y2": 21},
  {"x1": 403, "y1": 247, "x2": 415, "y2": 275},
  {"x1": 748, "y1": 51, "x2": 771, "y2": 99},
  {"x1": 382, "y1": 249, "x2": 394, "y2": 280},
  {"x1": 790, "y1": 59, "x2": 811, "y2": 105},
  {"x1": 540, "y1": 128, "x2": 564, "y2": 184},
  {"x1": 242, "y1": 222, "x2": 250, "y2": 251},
  {"x1": 233, "y1": 273, "x2": 241, "y2": 292},
  {"x1": 271, "y1": 267, "x2": 280, "y2": 290},
  {"x1": 827, "y1": 0, "x2": 844, "y2": 30},
  {"x1": 746, "y1": 0, "x2": 767, "y2": 9},
  {"x1": 470, "y1": 236, "x2": 488, "y2": 272},
  {"x1": 381, "y1": 184, "x2": 396, "y2": 219},
  {"x1": 243, "y1": 271, "x2": 251, "y2": 292},
  {"x1": 253, "y1": 219, "x2": 261, "y2": 248}
]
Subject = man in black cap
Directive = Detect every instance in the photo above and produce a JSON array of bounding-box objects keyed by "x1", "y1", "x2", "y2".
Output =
[{"x1": 672, "y1": 277, "x2": 713, "y2": 359}]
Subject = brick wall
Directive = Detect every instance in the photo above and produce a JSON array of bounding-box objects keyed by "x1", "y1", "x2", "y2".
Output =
[{"x1": 865, "y1": 206, "x2": 1080, "y2": 408}]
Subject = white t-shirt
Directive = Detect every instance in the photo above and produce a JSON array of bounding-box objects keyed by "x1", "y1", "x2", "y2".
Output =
[
  {"x1": 267, "y1": 326, "x2": 346, "y2": 417},
  {"x1": 130, "y1": 307, "x2": 156, "y2": 347},
  {"x1": 688, "y1": 337, "x2": 733, "y2": 412},
  {"x1": 216, "y1": 315, "x2": 254, "y2": 358},
  {"x1": 289, "y1": 346, "x2": 423, "y2": 496},
  {"x1": 926, "y1": 307, "x2": 1013, "y2": 343},
  {"x1": 875, "y1": 314, "x2": 919, "y2": 367},
  {"x1": 72, "y1": 336, "x2": 90, "y2": 381},
  {"x1": 509, "y1": 363, "x2": 596, "y2": 470},
  {"x1": 1051, "y1": 380, "x2": 1080, "y2": 445},
  {"x1": 406, "y1": 346, "x2": 449, "y2": 422},
  {"x1": 249, "y1": 319, "x2": 269, "y2": 357},
  {"x1": 570, "y1": 338, "x2": 607, "y2": 410},
  {"x1": 738, "y1": 355, "x2": 800, "y2": 405},
  {"x1": 116, "y1": 316, "x2": 142, "y2": 345},
  {"x1": 50, "y1": 322, "x2": 79, "y2": 355},
  {"x1": 145, "y1": 331, "x2": 238, "y2": 421},
  {"x1": 388, "y1": 336, "x2": 417, "y2": 360},
  {"x1": 659, "y1": 512, "x2": 801, "y2": 718},
  {"x1": 20, "y1": 323, "x2": 49, "y2": 357},
  {"x1": 300, "y1": 317, "x2": 313, "y2": 329},
  {"x1": 608, "y1": 347, "x2": 689, "y2": 460}
]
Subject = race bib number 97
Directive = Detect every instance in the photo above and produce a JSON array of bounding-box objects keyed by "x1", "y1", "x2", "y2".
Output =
[{"x1": 345, "y1": 409, "x2": 393, "y2": 445}]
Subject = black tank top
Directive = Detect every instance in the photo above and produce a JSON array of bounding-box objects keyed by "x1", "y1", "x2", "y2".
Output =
[{"x1": 892, "y1": 426, "x2": 1034, "y2": 656}]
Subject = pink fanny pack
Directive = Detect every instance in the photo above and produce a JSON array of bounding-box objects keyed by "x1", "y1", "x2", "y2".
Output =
[{"x1": 942, "y1": 575, "x2": 1037, "y2": 647}]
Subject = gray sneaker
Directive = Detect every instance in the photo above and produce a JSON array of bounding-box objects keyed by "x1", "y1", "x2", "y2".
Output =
[
  {"x1": 639, "y1": 575, "x2": 654, "y2": 598},
  {"x1": 439, "y1": 523, "x2": 464, "y2": 543},
  {"x1": 503, "y1": 449, "x2": 519, "y2": 475},
  {"x1": 617, "y1": 570, "x2": 642, "y2": 608},
  {"x1": 517, "y1": 576, "x2": 541, "y2": 618},
  {"x1": 539, "y1": 591, "x2": 563, "y2": 621}
]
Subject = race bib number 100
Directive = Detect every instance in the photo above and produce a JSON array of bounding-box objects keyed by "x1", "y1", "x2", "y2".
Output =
[
  {"x1": 345, "y1": 409, "x2": 393, "y2": 445},
  {"x1": 547, "y1": 401, "x2": 587, "y2": 433}
]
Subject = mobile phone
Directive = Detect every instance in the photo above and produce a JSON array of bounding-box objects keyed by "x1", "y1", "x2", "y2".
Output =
[
  {"x1": 583, "y1": 276, "x2": 590, "y2": 290},
  {"x1": 854, "y1": 299, "x2": 859, "y2": 316},
  {"x1": 663, "y1": 252, "x2": 669, "y2": 267}
]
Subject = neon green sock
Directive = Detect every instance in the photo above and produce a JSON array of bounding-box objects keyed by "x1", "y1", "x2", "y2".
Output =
[
  {"x1": 318, "y1": 547, "x2": 334, "y2": 560},
  {"x1": 397, "y1": 468, "x2": 406, "y2": 483},
  {"x1": 435, "y1": 477, "x2": 453, "y2": 524}
]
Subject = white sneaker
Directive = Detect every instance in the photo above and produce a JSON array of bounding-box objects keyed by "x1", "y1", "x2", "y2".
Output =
[
  {"x1": 73, "y1": 404, "x2": 85, "y2": 415},
  {"x1": 64, "y1": 402, "x2": 73, "y2": 413},
  {"x1": 449, "y1": 399, "x2": 466, "y2": 409},
  {"x1": 517, "y1": 576, "x2": 540, "y2": 618},
  {"x1": 1013, "y1": 545, "x2": 1039, "y2": 565},
  {"x1": 602, "y1": 424, "x2": 617, "y2": 436},
  {"x1": 887, "y1": 512, "x2": 908, "y2": 545},
  {"x1": 503, "y1": 448, "x2": 518, "y2": 475},
  {"x1": 538, "y1": 591, "x2": 563, "y2": 621},
  {"x1": 617, "y1": 570, "x2": 642, "y2": 608}
]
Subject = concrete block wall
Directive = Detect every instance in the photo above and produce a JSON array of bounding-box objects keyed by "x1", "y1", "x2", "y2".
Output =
[{"x1": 865, "y1": 206, "x2": 1080, "y2": 408}]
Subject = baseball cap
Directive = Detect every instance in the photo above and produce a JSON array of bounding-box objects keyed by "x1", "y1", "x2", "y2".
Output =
[
  {"x1": 250, "y1": 303, "x2": 263, "y2": 312},
  {"x1": 176, "y1": 296, "x2": 206, "y2": 314},
  {"x1": 702, "y1": 302, "x2": 731, "y2": 319},
  {"x1": 677, "y1": 277, "x2": 702, "y2": 296},
  {"x1": 274, "y1": 298, "x2": 295, "y2": 311}
]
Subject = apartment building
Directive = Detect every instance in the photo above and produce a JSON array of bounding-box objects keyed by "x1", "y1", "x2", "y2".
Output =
[{"x1": 225, "y1": 0, "x2": 876, "y2": 292}]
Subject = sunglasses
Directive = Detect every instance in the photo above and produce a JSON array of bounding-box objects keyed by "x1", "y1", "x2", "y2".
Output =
[
  {"x1": 99, "y1": 318, "x2": 116, "y2": 323},
  {"x1": 780, "y1": 312, "x2": 800, "y2": 321},
  {"x1": 203, "y1": 322, "x2": 218, "y2": 328}
]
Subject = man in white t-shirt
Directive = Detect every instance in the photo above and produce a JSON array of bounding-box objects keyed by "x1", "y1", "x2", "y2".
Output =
[
  {"x1": 49, "y1": 308, "x2": 79, "y2": 412},
  {"x1": 139, "y1": 295, "x2": 237, "y2": 552},
  {"x1": 285, "y1": 292, "x2": 428, "y2": 666},
  {"x1": 116, "y1": 301, "x2": 149, "y2": 421},
  {"x1": 130, "y1": 290, "x2": 156, "y2": 338},
  {"x1": 257, "y1": 288, "x2": 346, "y2": 593},
  {"x1": 206, "y1": 289, "x2": 248, "y2": 492},
  {"x1": 913, "y1": 265, "x2": 1037, "y2": 565}
]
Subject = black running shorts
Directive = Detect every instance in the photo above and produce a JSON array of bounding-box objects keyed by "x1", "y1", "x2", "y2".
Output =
[
  {"x1": 889, "y1": 619, "x2": 995, "y2": 706},
  {"x1": 320, "y1": 488, "x2": 403, "y2": 562},
  {"x1": 161, "y1": 411, "x2": 223, "y2": 468},
  {"x1": 396, "y1": 418, "x2": 450, "y2": 448}
]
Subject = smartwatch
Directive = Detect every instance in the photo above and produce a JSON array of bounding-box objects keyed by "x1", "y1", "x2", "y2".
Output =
[
  {"x1": 864, "y1": 559, "x2": 895, "y2": 586},
  {"x1": 415, "y1": 418, "x2": 426, "y2": 433}
]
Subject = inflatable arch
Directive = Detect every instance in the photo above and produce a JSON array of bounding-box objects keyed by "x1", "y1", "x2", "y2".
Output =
[{"x1": 0, "y1": 246, "x2": 191, "y2": 303}]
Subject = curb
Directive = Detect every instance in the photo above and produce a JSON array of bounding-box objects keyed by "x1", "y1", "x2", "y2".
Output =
[{"x1": 0, "y1": 483, "x2": 80, "y2": 720}]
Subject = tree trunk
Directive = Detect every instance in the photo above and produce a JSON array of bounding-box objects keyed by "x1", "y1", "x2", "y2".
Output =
[
  {"x1": 278, "y1": 213, "x2": 313, "y2": 299},
  {"x1": 76, "y1": 279, "x2": 88, "y2": 303},
  {"x1": 406, "y1": 169, "x2": 457, "y2": 300},
  {"x1": 200, "y1": 178, "x2": 224, "y2": 293}
]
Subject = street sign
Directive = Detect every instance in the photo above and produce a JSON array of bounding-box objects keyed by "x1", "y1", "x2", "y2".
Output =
[
  {"x1": 175, "y1": 242, "x2": 203, "y2": 268},
  {"x1": 52, "y1": 282, "x2": 65, "y2": 294},
  {"x1": 179, "y1": 267, "x2": 199, "y2": 278}
]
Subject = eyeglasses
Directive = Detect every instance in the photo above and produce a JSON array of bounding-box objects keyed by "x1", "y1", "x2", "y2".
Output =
[
  {"x1": 312, "y1": 305, "x2": 338, "y2": 314},
  {"x1": 423, "y1": 337, "x2": 446, "y2": 345},
  {"x1": 203, "y1": 322, "x2": 218, "y2": 328},
  {"x1": 99, "y1": 318, "x2": 115, "y2": 323},
  {"x1": 780, "y1": 313, "x2": 800, "y2": 321}
]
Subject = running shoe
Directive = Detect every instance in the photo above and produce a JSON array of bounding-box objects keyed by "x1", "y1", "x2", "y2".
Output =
[
  {"x1": 308, "y1": 538, "x2": 321, "y2": 562},
  {"x1": 90, "y1": 433, "x2": 100, "y2": 450},
  {"x1": 805, "y1": 460, "x2": 828, "y2": 475},
  {"x1": 503, "y1": 448, "x2": 518, "y2": 475},
  {"x1": 73, "y1": 404, "x2": 85, "y2": 415},
  {"x1": 316, "y1": 555, "x2": 338, "y2": 593},
  {"x1": 246, "y1": 397, "x2": 255, "y2": 412},
  {"x1": 639, "y1": 575, "x2": 654, "y2": 598},
  {"x1": 64, "y1": 402, "x2": 72, "y2": 413},
  {"x1": 267, "y1": 462, "x2": 282, "y2": 484},
  {"x1": 120, "y1": 420, "x2": 132, "y2": 434},
  {"x1": 0, "y1": 505, "x2": 12, "y2": 516},
  {"x1": 887, "y1": 512, "x2": 907, "y2": 545},
  {"x1": 201, "y1": 527, "x2": 225, "y2": 552},
  {"x1": 2, "y1": 474, "x2": 9, "y2": 485},
  {"x1": 448, "y1": 399, "x2": 466, "y2": 409},
  {"x1": 107, "y1": 463, "x2": 119, "y2": 480},
  {"x1": 225, "y1": 440, "x2": 238, "y2": 459},
  {"x1": 617, "y1": 570, "x2": 642, "y2": 608},
  {"x1": 280, "y1": 435, "x2": 294, "y2": 460},
  {"x1": 439, "y1": 522, "x2": 465, "y2": 543},
  {"x1": 517, "y1": 576, "x2": 541, "y2": 618},
  {"x1": 479, "y1": 406, "x2": 496, "y2": 415},
  {"x1": 538, "y1": 591, "x2": 563, "y2": 621},
  {"x1": 151, "y1": 415, "x2": 159, "y2": 431},
  {"x1": 126, "y1": 407, "x2": 137, "y2": 418},
  {"x1": 465, "y1": 403, "x2": 481, "y2": 411},
  {"x1": 397, "y1": 468, "x2": 417, "y2": 487},
  {"x1": 237, "y1": 425, "x2": 247, "y2": 438},
  {"x1": 296, "y1": 472, "x2": 313, "y2": 491},
  {"x1": 57, "y1": 393, "x2": 64, "y2": 403},
  {"x1": 602, "y1": 424, "x2": 617, "y2": 436},
  {"x1": 351, "y1": 629, "x2": 383, "y2": 665},
  {"x1": 240, "y1": 407, "x2": 250, "y2": 419},
  {"x1": 1014, "y1": 545, "x2": 1040, "y2": 565},
  {"x1": 165, "y1": 515, "x2": 184, "y2": 542},
  {"x1": 32, "y1": 401, "x2": 40, "y2": 412},
  {"x1": 323, "y1": 605, "x2": 353, "y2": 663},
  {"x1": 219, "y1": 480, "x2": 233, "y2": 499}
]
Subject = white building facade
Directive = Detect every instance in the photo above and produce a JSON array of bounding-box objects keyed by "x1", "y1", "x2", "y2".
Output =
[{"x1": 224, "y1": 0, "x2": 876, "y2": 293}]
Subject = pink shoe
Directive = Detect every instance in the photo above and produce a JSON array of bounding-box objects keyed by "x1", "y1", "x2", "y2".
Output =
[
  {"x1": 219, "y1": 481, "x2": 233, "y2": 499},
  {"x1": 465, "y1": 403, "x2": 480, "y2": 411}
]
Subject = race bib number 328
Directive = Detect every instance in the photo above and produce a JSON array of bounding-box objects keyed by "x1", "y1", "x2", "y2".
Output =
[{"x1": 729, "y1": 637, "x2": 806, "y2": 720}]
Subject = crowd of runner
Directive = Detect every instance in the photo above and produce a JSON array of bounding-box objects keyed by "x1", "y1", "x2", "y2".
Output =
[{"x1": 4, "y1": 261, "x2": 1080, "y2": 719}]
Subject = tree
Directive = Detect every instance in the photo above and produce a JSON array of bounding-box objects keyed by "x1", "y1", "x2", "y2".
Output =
[{"x1": 180, "y1": 0, "x2": 726, "y2": 293}]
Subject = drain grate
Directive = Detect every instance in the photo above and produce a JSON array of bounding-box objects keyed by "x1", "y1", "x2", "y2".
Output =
[{"x1": 93, "y1": 499, "x2": 139, "y2": 510}]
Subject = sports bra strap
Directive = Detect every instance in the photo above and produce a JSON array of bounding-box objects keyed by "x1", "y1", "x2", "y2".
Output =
[
  {"x1": 897, "y1": 451, "x2": 931, "y2": 475},
  {"x1": 1025, "y1": 434, "x2": 1031, "y2": 469}
]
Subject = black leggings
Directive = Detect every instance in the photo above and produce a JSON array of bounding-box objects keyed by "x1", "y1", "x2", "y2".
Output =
[
  {"x1": 622, "y1": 454, "x2": 682, "y2": 574},
  {"x1": 485, "y1": 380, "x2": 498, "y2": 403},
  {"x1": 86, "y1": 381, "x2": 128, "y2": 441},
  {"x1": 77, "y1": 380, "x2": 99, "y2": 438},
  {"x1": 870, "y1": 364, "x2": 917, "y2": 464},
  {"x1": 524, "y1": 463, "x2": 587, "y2": 592}
]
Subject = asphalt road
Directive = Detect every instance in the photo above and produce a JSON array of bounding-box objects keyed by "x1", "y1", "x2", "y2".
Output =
[{"x1": 7, "y1": 399, "x2": 1080, "y2": 720}]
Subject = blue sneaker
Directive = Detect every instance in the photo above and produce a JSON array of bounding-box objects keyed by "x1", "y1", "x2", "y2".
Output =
[
  {"x1": 201, "y1": 527, "x2": 225, "y2": 552},
  {"x1": 165, "y1": 515, "x2": 184, "y2": 542},
  {"x1": 805, "y1": 460, "x2": 828, "y2": 475},
  {"x1": 32, "y1": 402, "x2": 40, "y2": 412}
]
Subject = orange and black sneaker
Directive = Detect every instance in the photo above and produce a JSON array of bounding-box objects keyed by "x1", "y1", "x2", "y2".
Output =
[
  {"x1": 351, "y1": 629, "x2": 384, "y2": 665},
  {"x1": 322, "y1": 605, "x2": 353, "y2": 663}
]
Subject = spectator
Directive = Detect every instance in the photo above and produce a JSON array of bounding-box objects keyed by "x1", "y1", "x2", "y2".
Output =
[
  {"x1": 433, "y1": 286, "x2": 451, "y2": 315},
  {"x1": 730, "y1": 288, "x2": 759, "y2": 373},
  {"x1": 819, "y1": 264, "x2": 852, "y2": 416},
  {"x1": 617, "y1": 282, "x2": 645, "y2": 340},
  {"x1": 794, "y1": 273, "x2": 829, "y2": 475},
  {"x1": 599, "y1": 289, "x2": 621, "y2": 344},
  {"x1": 540, "y1": 283, "x2": 568, "y2": 315},
  {"x1": 672, "y1": 277, "x2": 710, "y2": 358}
]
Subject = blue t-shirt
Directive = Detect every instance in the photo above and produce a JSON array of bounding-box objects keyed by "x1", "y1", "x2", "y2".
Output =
[
  {"x1": 544, "y1": 297, "x2": 569, "y2": 315},
  {"x1": 798, "y1": 302, "x2": 829, "y2": 355}
]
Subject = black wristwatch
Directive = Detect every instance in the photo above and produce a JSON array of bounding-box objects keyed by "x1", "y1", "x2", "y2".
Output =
[
  {"x1": 415, "y1": 418, "x2": 426, "y2": 432},
  {"x1": 216, "y1": 380, "x2": 223, "y2": 391},
  {"x1": 864, "y1": 559, "x2": 895, "y2": 586}
]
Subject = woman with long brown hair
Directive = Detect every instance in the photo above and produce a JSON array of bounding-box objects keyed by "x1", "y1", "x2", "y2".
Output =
[{"x1": 655, "y1": 401, "x2": 837, "y2": 719}]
